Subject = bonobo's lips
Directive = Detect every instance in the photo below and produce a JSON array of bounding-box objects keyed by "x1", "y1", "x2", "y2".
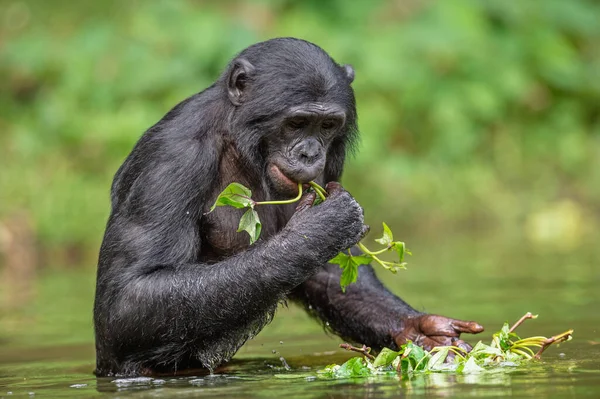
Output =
[{"x1": 268, "y1": 164, "x2": 300, "y2": 194}]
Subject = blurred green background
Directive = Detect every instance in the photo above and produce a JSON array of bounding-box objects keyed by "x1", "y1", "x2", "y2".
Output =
[{"x1": 1, "y1": 0, "x2": 599, "y2": 350}]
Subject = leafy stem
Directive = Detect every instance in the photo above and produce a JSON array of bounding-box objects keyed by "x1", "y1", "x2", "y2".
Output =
[
  {"x1": 339, "y1": 343, "x2": 375, "y2": 360},
  {"x1": 357, "y1": 242, "x2": 408, "y2": 272},
  {"x1": 209, "y1": 181, "x2": 411, "y2": 290},
  {"x1": 308, "y1": 181, "x2": 327, "y2": 202},
  {"x1": 255, "y1": 183, "x2": 304, "y2": 205},
  {"x1": 322, "y1": 313, "x2": 573, "y2": 378}
]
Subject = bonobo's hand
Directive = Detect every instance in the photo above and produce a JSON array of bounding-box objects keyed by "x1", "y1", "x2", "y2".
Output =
[
  {"x1": 393, "y1": 314, "x2": 484, "y2": 353},
  {"x1": 285, "y1": 182, "x2": 367, "y2": 261}
]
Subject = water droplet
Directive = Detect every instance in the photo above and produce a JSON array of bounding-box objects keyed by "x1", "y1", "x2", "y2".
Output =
[
  {"x1": 308, "y1": 305, "x2": 313, "y2": 310},
  {"x1": 325, "y1": 322, "x2": 330, "y2": 326},
  {"x1": 272, "y1": 349, "x2": 277, "y2": 354},
  {"x1": 280, "y1": 356, "x2": 291, "y2": 371},
  {"x1": 559, "y1": 352, "x2": 566, "y2": 358},
  {"x1": 279, "y1": 341, "x2": 284, "y2": 344}
]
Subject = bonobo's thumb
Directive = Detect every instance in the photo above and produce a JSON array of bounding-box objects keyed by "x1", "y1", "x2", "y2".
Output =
[{"x1": 325, "y1": 181, "x2": 344, "y2": 197}]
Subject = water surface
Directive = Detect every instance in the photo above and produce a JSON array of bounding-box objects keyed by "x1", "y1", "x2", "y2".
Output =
[{"x1": 1, "y1": 233, "x2": 599, "y2": 397}]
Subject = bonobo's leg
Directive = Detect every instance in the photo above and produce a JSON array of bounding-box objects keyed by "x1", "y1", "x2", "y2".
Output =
[{"x1": 291, "y1": 262, "x2": 484, "y2": 351}]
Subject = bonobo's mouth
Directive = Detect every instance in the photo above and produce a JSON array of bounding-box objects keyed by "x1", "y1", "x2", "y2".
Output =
[{"x1": 268, "y1": 164, "x2": 302, "y2": 196}]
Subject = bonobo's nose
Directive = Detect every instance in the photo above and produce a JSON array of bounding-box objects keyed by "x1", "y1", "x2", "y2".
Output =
[{"x1": 296, "y1": 138, "x2": 322, "y2": 166}]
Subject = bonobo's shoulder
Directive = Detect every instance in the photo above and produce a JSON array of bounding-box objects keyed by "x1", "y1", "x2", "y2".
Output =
[{"x1": 146, "y1": 86, "x2": 224, "y2": 142}]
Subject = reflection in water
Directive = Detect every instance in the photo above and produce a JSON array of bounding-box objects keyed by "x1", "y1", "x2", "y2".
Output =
[{"x1": 87, "y1": 352, "x2": 600, "y2": 398}]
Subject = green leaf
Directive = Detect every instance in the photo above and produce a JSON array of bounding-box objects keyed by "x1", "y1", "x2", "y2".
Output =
[
  {"x1": 495, "y1": 322, "x2": 520, "y2": 351},
  {"x1": 209, "y1": 183, "x2": 254, "y2": 212},
  {"x1": 373, "y1": 348, "x2": 401, "y2": 368},
  {"x1": 335, "y1": 357, "x2": 371, "y2": 378},
  {"x1": 470, "y1": 341, "x2": 502, "y2": 359},
  {"x1": 374, "y1": 222, "x2": 393, "y2": 246},
  {"x1": 399, "y1": 341, "x2": 429, "y2": 373},
  {"x1": 351, "y1": 254, "x2": 373, "y2": 265},
  {"x1": 237, "y1": 208, "x2": 262, "y2": 244},
  {"x1": 427, "y1": 347, "x2": 450, "y2": 371},
  {"x1": 379, "y1": 260, "x2": 407, "y2": 273},
  {"x1": 460, "y1": 356, "x2": 485, "y2": 374},
  {"x1": 339, "y1": 264, "x2": 358, "y2": 292},
  {"x1": 390, "y1": 241, "x2": 406, "y2": 262},
  {"x1": 318, "y1": 364, "x2": 339, "y2": 378},
  {"x1": 329, "y1": 252, "x2": 373, "y2": 292}
]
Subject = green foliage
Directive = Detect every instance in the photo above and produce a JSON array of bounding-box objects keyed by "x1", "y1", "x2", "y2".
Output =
[
  {"x1": 1, "y1": 0, "x2": 599, "y2": 265},
  {"x1": 209, "y1": 183, "x2": 255, "y2": 211},
  {"x1": 209, "y1": 182, "x2": 409, "y2": 289},
  {"x1": 374, "y1": 223, "x2": 409, "y2": 260},
  {"x1": 237, "y1": 208, "x2": 262, "y2": 245},
  {"x1": 329, "y1": 251, "x2": 372, "y2": 292},
  {"x1": 209, "y1": 182, "x2": 262, "y2": 244},
  {"x1": 331, "y1": 223, "x2": 410, "y2": 291},
  {"x1": 210, "y1": 182, "x2": 261, "y2": 244},
  {"x1": 208, "y1": 182, "x2": 303, "y2": 244},
  {"x1": 372, "y1": 347, "x2": 401, "y2": 368},
  {"x1": 318, "y1": 315, "x2": 573, "y2": 379},
  {"x1": 320, "y1": 357, "x2": 372, "y2": 379}
]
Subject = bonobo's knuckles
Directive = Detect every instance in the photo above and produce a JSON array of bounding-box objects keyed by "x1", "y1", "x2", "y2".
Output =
[{"x1": 286, "y1": 182, "x2": 365, "y2": 262}]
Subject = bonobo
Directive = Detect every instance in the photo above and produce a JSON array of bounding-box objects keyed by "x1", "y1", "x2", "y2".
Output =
[{"x1": 93, "y1": 38, "x2": 483, "y2": 377}]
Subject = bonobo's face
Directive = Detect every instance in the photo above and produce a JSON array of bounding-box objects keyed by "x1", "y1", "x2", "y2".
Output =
[
  {"x1": 224, "y1": 39, "x2": 357, "y2": 197},
  {"x1": 266, "y1": 102, "x2": 346, "y2": 196}
]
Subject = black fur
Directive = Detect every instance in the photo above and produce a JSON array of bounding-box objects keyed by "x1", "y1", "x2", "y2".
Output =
[{"x1": 93, "y1": 38, "x2": 420, "y2": 377}]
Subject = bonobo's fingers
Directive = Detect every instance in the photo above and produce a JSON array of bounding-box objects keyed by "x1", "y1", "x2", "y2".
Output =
[
  {"x1": 295, "y1": 192, "x2": 316, "y2": 212},
  {"x1": 324, "y1": 181, "x2": 344, "y2": 197},
  {"x1": 419, "y1": 315, "x2": 484, "y2": 337},
  {"x1": 394, "y1": 314, "x2": 482, "y2": 356},
  {"x1": 451, "y1": 319, "x2": 485, "y2": 335}
]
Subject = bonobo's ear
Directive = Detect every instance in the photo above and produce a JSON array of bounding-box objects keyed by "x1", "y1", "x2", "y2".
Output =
[
  {"x1": 228, "y1": 58, "x2": 255, "y2": 106},
  {"x1": 343, "y1": 64, "x2": 355, "y2": 84}
]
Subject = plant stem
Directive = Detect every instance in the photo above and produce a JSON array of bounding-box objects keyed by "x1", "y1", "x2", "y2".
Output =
[
  {"x1": 309, "y1": 181, "x2": 327, "y2": 201},
  {"x1": 533, "y1": 330, "x2": 574, "y2": 359},
  {"x1": 357, "y1": 242, "x2": 400, "y2": 271},
  {"x1": 255, "y1": 183, "x2": 303, "y2": 205},
  {"x1": 358, "y1": 244, "x2": 389, "y2": 256},
  {"x1": 509, "y1": 312, "x2": 537, "y2": 333},
  {"x1": 339, "y1": 343, "x2": 375, "y2": 360}
]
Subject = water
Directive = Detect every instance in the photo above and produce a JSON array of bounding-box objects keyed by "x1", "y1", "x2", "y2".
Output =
[{"x1": 1, "y1": 233, "x2": 599, "y2": 397}]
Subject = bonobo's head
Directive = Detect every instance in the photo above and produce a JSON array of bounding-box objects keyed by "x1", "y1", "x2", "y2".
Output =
[{"x1": 221, "y1": 38, "x2": 357, "y2": 196}]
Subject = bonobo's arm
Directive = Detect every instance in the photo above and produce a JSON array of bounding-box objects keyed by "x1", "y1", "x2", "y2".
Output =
[
  {"x1": 291, "y1": 263, "x2": 483, "y2": 352},
  {"x1": 95, "y1": 151, "x2": 365, "y2": 376}
]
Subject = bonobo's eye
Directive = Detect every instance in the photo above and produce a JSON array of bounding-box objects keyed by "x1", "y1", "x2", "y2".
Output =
[
  {"x1": 321, "y1": 119, "x2": 339, "y2": 131},
  {"x1": 287, "y1": 117, "x2": 308, "y2": 130}
]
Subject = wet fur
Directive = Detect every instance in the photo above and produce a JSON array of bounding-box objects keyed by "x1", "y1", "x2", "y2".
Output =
[{"x1": 93, "y1": 38, "x2": 420, "y2": 377}]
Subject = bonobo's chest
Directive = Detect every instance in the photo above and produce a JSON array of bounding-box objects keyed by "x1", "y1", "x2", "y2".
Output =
[
  {"x1": 199, "y1": 141, "x2": 295, "y2": 262},
  {"x1": 201, "y1": 198, "x2": 293, "y2": 262}
]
